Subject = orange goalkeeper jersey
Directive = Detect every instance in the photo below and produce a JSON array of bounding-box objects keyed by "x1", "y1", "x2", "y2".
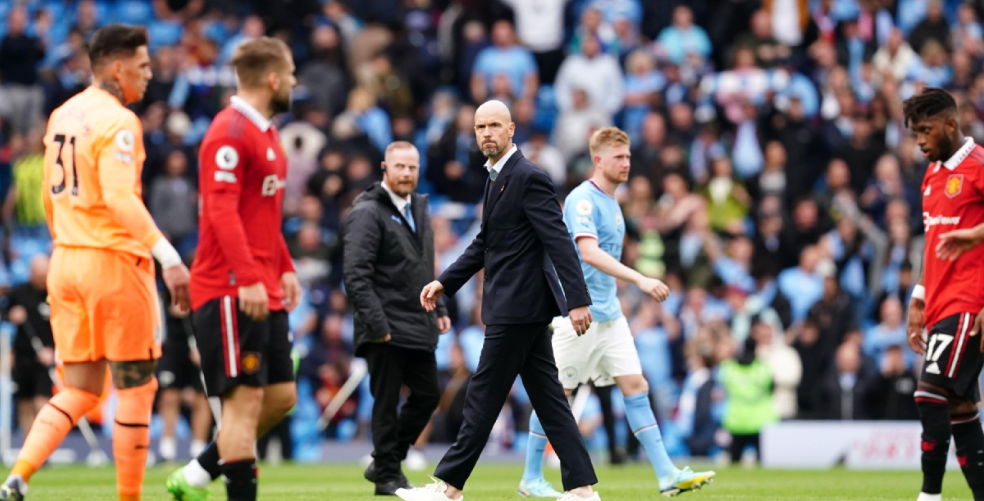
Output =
[{"x1": 42, "y1": 87, "x2": 164, "y2": 259}]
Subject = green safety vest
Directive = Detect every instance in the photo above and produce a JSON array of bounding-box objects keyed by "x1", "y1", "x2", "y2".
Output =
[{"x1": 719, "y1": 359, "x2": 778, "y2": 435}]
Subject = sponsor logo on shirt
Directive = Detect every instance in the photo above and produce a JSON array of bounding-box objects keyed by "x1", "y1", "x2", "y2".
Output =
[
  {"x1": 261, "y1": 175, "x2": 286, "y2": 196},
  {"x1": 924, "y1": 212, "x2": 961, "y2": 231}
]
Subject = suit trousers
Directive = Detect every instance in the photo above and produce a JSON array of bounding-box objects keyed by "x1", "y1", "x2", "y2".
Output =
[
  {"x1": 433, "y1": 322, "x2": 597, "y2": 491},
  {"x1": 365, "y1": 343, "x2": 441, "y2": 481}
]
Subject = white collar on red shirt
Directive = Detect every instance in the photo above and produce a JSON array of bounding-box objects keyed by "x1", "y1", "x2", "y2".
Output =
[
  {"x1": 938, "y1": 137, "x2": 976, "y2": 172},
  {"x1": 230, "y1": 96, "x2": 271, "y2": 132}
]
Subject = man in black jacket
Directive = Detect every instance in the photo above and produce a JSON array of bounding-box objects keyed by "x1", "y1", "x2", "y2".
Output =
[
  {"x1": 343, "y1": 141, "x2": 451, "y2": 496},
  {"x1": 408, "y1": 100, "x2": 600, "y2": 501}
]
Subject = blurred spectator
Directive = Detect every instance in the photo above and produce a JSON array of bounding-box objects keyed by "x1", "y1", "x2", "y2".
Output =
[
  {"x1": 863, "y1": 344, "x2": 919, "y2": 420},
  {"x1": 751, "y1": 316, "x2": 802, "y2": 420},
  {"x1": 908, "y1": 0, "x2": 950, "y2": 54},
  {"x1": 719, "y1": 335, "x2": 777, "y2": 463},
  {"x1": 863, "y1": 297, "x2": 908, "y2": 363},
  {"x1": 500, "y1": 0, "x2": 566, "y2": 84},
  {"x1": 149, "y1": 150, "x2": 198, "y2": 253},
  {"x1": 555, "y1": 34, "x2": 624, "y2": 116},
  {"x1": 426, "y1": 104, "x2": 486, "y2": 203},
  {"x1": 299, "y1": 25, "x2": 349, "y2": 117},
  {"x1": 778, "y1": 245, "x2": 824, "y2": 323},
  {"x1": 873, "y1": 29, "x2": 918, "y2": 82},
  {"x1": 552, "y1": 89, "x2": 613, "y2": 163},
  {"x1": 470, "y1": 20, "x2": 538, "y2": 102},
  {"x1": 0, "y1": 6, "x2": 46, "y2": 134},
  {"x1": 4, "y1": 126, "x2": 46, "y2": 234},
  {"x1": 656, "y1": 5, "x2": 712, "y2": 65},
  {"x1": 521, "y1": 131, "x2": 566, "y2": 187},
  {"x1": 6, "y1": 255, "x2": 53, "y2": 434},
  {"x1": 699, "y1": 157, "x2": 751, "y2": 235},
  {"x1": 816, "y1": 340, "x2": 875, "y2": 420},
  {"x1": 622, "y1": 51, "x2": 665, "y2": 143}
]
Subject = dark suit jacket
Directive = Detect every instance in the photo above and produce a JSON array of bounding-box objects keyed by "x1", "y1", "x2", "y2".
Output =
[{"x1": 438, "y1": 149, "x2": 591, "y2": 325}]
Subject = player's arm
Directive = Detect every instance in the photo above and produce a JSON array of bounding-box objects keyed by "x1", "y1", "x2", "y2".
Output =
[
  {"x1": 97, "y1": 115, "x2": 189, "y2": 307},
  {"x1": 199, "y1": 136, "x2": 267, "y2": 318},
  {"x1": 936, "y1": 223, "x2": 984, "y2": 261},
  {"x1": 577, "y1": 236, "x2": 669, "y2": 302},
  {"x1": 907, "y1": 257, "x2": 926, "y2": 355}
]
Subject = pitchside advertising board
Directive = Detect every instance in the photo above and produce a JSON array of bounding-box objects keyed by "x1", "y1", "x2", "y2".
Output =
[{"x1": 762, "y1": 421, "x2": 963, "y2": 469}]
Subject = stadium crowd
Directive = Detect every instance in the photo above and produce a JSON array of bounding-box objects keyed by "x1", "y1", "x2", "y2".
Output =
[{"x1": 0, "y1": 0, "x2": 979, "y2": 463}]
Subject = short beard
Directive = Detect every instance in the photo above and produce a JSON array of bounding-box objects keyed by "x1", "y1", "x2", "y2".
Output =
[
  {"x1": 482, "y1": 145, "x2": 502, "y2": 158},
  {"x1": 271, "y1": 93, "x2": 291, "y2": 115},
  {"x1": 936, "y1": 135, "x2": 954, "y2": 162}
]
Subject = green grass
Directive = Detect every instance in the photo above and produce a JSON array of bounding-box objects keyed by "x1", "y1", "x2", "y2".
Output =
[{"x1": 11, "y1": 462, "x2": 975, "y2": 500}]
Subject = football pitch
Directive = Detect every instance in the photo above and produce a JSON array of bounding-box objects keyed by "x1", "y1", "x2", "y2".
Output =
[{"x1": 7, "y1": 462, "x2": 975, "y2": 500}]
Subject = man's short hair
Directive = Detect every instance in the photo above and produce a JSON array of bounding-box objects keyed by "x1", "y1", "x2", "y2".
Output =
[
  {"x1": 88, "y1": 24, "x2": 148, "y2": 69},
  {"x1": 231, "y1": 37, "x2": 290, "y2": 89},
  {"x1": 385, "y1": 141, "x2": 417, "y2": 157},
  {"x1": 589, "y1": 127, "x2": 630, "y2": 157},
  {"x1": 902, "y1": 87, "x2": 957, "y2": 127}
]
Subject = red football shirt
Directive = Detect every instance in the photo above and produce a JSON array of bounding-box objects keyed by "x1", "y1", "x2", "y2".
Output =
[
  {"x1": 190, "y1": 97, "x2": 294, "y2": 311},
  {"x1": 921, "y1": 138, "x2": 984, "y2": 328}
]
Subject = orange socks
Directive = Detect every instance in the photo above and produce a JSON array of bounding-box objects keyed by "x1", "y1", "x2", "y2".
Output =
[
  {"x1": 113, "y1": 378, "x2": 158, "y2": 500},
  {"x1": 12, "y1": 387, "x2": 101, "y2": 482}
]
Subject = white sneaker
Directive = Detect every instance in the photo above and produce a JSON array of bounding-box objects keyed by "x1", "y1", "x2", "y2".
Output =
[
  {"x1": 405, "y1": 448, "x2": 428, "y2": 471},
  {"x1": 917, "y1": 493, "x2": 942, "y2": 501},
  {"x1": 555, "y1": 491, "x2": 600, "y2": 501},
  {"x1": 395, "y1": 477, "x2": 462, "y2": 501}
]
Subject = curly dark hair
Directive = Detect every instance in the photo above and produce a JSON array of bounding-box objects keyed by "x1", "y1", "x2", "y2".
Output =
[{"x1": 902, "y1": 87, "x2": 957, "y2": 128}]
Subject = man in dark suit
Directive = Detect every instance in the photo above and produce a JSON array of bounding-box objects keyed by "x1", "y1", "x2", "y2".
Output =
[
  {"x1": 399, "y1": 101, "x2": 601, "y2": 501},
  {"x1": 343, "y1": 141, "x2": 452, "y2": 496}
]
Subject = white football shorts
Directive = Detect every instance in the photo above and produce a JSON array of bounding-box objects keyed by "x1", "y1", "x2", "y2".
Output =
[{"x1": 551, "y1": 315, "x2": 643, "y2": 390}]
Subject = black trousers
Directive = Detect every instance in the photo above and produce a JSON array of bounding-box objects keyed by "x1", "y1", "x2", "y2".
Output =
[
  {"x1": 365, "y1": 343, "x2": 441, "y2": 481},
  {"x1": 730, "y1": 433, "x2": 761, "y2": 463},
  {"x1": 434, "y1": 322, "x2": 597, "y2": 491}
]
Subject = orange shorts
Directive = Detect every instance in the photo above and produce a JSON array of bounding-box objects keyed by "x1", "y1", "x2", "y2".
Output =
[{"x1": 48, "y1": 246, "x2": 162, "y2": 363}]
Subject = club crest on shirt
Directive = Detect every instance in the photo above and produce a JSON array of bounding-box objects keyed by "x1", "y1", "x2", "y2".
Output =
[
  {"x1": 561, "y1": 366, "x2": 578, "y2": 381},
  {"x1": 615, "y1": 213, "x2": 623, "y2": 226},
  {"x1": 945, "y1": 174, "x2": 964, "y2": 198},
  {"x1": 576, "y1": 199, "x2": 592, "y2": 215}
]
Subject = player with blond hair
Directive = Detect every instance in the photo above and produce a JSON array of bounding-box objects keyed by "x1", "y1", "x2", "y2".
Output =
[
  {"x1": 0, "y1": 24, "x2": 191, "y2": 501},
  {"x1": 517, "y1": 127, "x2": 715, "y2": 498},
  {"x1": 166, "y1": 36, "x2": 300, "y2": 501}
]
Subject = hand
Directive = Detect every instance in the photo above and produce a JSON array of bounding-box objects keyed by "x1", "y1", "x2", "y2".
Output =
[
  {"x1": 937, "y1": 226, "x2": 984, "y2": 261},
  {"x1": 371, "y1": 334, "x2": 392, "y2": 343},
  {"x1": 281, "y1": 272, "x2": 301, "y2": 313},
  {"x1": 569, "y1": 306, "x2": 593, "y2": 336},
  {"x1": 8, "y1": 305, "x2": 26, "y2": 325},
  {"x1": 37, "y1": 347, "x2": 54, "y2": 367},
  {"x1": 420, "y1": 281, "x2": 445, "y2": 312},
  {"x1": 636, "y1": 276, "x2": 670, "y2": 302},
  {"x1": 969, "y1": 306, "x2": 984, "y2": 352},
  {"x1": 438, "y1": 316, "x2": 451, "y2": 334},
  {"x1": 907, "y1": 298, "x2": 926, "y2": 356},
  {"x1": 162, "y1": 264, "x2": 192, "y2": 313},
  {"x1": 238, "y1": 282, "x2": 269, "y2": 321}
]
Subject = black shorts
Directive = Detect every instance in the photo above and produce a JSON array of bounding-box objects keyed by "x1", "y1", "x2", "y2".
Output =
[
  {"x1": 192, "y1": 296, "x2": 294, "y2": 398},
  {"x1": 920, "y1": 312, "x2": 984, "y2": 403},
  {"x1": 157, "y1": 317, "x2": 204, "y2": 392},
  {"x1": 12, "y1": 358, "x2": 51, "y2": 399}
]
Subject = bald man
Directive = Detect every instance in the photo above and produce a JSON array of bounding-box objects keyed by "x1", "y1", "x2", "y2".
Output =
[{"x1": 410, "y1": 101, "x2": 600, "y2": 501}]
